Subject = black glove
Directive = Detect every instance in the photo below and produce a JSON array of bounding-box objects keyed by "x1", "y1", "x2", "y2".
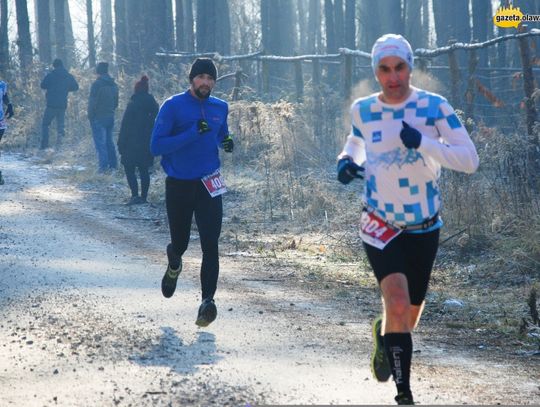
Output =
[
  {"x1": 197, "y1": 119, "x2": 211, "y2": 134},
  {"x1": 337, "y1": 157, "x2": 364, "y2": 184},
  {"x1": 5, "y1": 103, "x2": 13, "y2": 118},
  {"x1": 400, "y1": 121, "x2": 421, "y2": 149},
  {"x1": 221, "y1": 134, "x2": 234, "y2": 153}
]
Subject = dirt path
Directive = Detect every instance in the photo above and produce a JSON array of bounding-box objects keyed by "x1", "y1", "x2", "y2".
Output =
[{"x1": 0, "y1": 153, "x2": 539, "y2": 406}]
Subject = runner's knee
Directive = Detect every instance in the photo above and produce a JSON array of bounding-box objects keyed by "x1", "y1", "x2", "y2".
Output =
[{"x1": 384, "y1": 294, "x2": 411, "y2": 320}]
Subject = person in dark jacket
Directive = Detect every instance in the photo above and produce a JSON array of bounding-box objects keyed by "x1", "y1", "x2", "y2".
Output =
[
  {"x1": 40, "y1": 58, "x2": 79, "y2": 150},
  {"x1": 88, "y1": 62, "x2": 119, "y2": 173},
  {"x1": 0, "y1": 79, "x2": 14, "y2": 185},
  {"x1": 117, "y1": 75, "x2": 159, "y2": 205}
]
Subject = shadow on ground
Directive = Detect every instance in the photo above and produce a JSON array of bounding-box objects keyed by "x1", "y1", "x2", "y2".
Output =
[{"x1": 130, "y1": 327, "x2": 222, "y2": 374}]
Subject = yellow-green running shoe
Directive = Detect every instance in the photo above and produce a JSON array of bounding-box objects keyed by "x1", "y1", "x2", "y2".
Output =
[
  {"x1": 195, "y1": 298, "x2": 217, "y2": 327},
  {"x1": 161, "y1": 244, "x2": 182, "y2": 298},
  {"x1": 371, "y1": 316, "x2": 392, "y2": 382},
  {"x1": 395, "y1": 391, "x2": 415, "y2": 405}
]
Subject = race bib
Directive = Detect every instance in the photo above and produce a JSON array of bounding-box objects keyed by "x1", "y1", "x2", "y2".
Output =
[
  {"x1": 201, "y1": 169, "x2": 227, "y2": 197},
  {"x1": 360, "y1": 210, "x2": 402, "y2": 250}
]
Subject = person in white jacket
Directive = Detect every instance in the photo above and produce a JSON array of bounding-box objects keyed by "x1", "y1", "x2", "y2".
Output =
[{"x1": 336, "y1": 34, "x2": 479, "y2": 405}]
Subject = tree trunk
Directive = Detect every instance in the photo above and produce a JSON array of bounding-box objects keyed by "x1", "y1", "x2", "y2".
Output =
[
  {"x1": 324, "y1": 0, "x2": 338, "y2": 83},
  {"x1": 86, "y1": 0, "x2": 96, "y2": 68},
  {"x1": 126, "y1": 0, "x2": 144, "y2": 72},
  {"x1": 358, "y1": 0, "x2": 380, "y2": 51},
  {"x1": 142, "y1": 0, "x2": 171, "y2": 62},
  {"x1": 405, "y1": 0, "x2": 424, "y2": 49},
  {"x1": 452, "y1": 0, "x2": 470, "y2": 65},
  {"x1": 261, "y1": 0, "x2": 270, "y2": 52},
  {"x1": 196, "y1": 0, "x2": 230, "y2": 54},
  {"x1": 0, "y1": 0, "x2": 9, "y2": 75},
  {"x1": 53, "y1": 0, "x2": 65, "y2": 62},
  {"x1": 421, "y1": 0, "x2": 429, "y2": 47},
  {"x1": 434, "y1": 0, "x2": 470, "y2": 61},
  {"x1": 307, "y1": 0, "x2": 321, "y2": 53},
  {"x1": 344, "y1": 0, "x2": 355, "y2": 49},
  {"x1": 324, "y1": 0, "x2": 336, "y2": 53},
  {"x1": 432, "y1": 0, "x2": 449, "y2": 47},
  {"x1": 494, "y1": 0, "x2": 507, "y2": 68},
  {"x1": 234, "y1": 3, "x2": 253, "y2": 55},
  {"x1": 297, "y1": 0, "x2": 307, "y2": 53},
  {"x1": 175, "y1": 0, "x2": 184, "y2": 50},
  {"x1": 471, "y1": 0, "x2": 490, "y2": 67},
  {"x1": 278, "y1": 0, "x2": 295, "y2": 55},
  {"x1": 63, "y1": 0, "x2": 76, "y2": 66},
  {"x1": 377, "y1": 0, "x2": 403, "y2": 36},
  {"x1": 261, "y1": 0, "x2": 295, "y2": 90},
  {"x1": 15, "y1": 0, "x2": 33, "y2": 71},
  {"x1": 216, "y1": 0, "x2": 231, "y2": 54},
  {"x1": 334, "y1": 0, "x2": 344, "y2": 48},
  {"x1": 196, "y1": 0, "x2": 210, "y2": 52},
  {"x1": 36, "y1": 0, "x2": 51, "y2": 64},
  {"x1": 184, "y1": 0, "x2": 194, "y2": 52},
  {"x1": 164, "y1": 0, "x2": 174, "y2": 51},
  {"x1": 114, "y1": 0, "x2": 128, "y2": 69},
  {"x1": 100, "y1": 0, "x2": 113, "y2": 62}
]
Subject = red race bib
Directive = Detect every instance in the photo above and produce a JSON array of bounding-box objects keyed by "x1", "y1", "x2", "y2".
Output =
[
  {"x1": 360, "y1": 210, "x2": 402, "y2": 250},
  {"x1": 201, "y1": 169, "x2": 227, "y2": 197}
]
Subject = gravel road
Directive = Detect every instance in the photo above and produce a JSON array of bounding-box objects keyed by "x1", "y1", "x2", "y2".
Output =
[{"x1": 0, "y1": 153, "x2": 539, "y2": 406}]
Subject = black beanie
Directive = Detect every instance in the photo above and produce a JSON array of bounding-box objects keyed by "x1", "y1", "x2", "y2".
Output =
[
  {"x1": 52, "y1": 58, "x2": 63, "y2": 68},
  {"x1": 96, "y1": 62, "x2": 109, "y2": 75},
  {"x1": 189, "y1": 58, "x2": 217, "y2": 81}
]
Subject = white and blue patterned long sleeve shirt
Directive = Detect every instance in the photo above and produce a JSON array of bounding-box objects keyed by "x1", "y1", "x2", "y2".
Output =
[{"x1": 339, "y1": 86, "x2": 479, "y2": 230}]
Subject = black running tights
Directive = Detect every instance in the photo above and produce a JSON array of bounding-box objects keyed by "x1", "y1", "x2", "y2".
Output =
[{"x1": 165, "y1": 176, "x2": 222, "y2": 300}]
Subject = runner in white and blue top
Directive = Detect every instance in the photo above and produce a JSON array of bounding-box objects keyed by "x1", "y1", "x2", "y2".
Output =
[
  {"x1": 337, "y1": 34, "x2": 478, "y2": 406},
  {"x1": 341, "y1": 86, "x2": 478, "y2": 230}
]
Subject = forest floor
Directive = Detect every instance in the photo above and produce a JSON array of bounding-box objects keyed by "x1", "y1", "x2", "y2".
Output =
[{"x1": 0, "y1": 151, "x2": 539, "y2": 406}]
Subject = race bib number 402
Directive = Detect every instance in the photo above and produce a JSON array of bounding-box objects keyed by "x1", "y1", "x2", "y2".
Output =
[
  {"x1": 360, "y1": 211, "x2": 402, "y2": 250},
  {"x1": 201, "y1": 169, "x2": 227, "y2": 197}
]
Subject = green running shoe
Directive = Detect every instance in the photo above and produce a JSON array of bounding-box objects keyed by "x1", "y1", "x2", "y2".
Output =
[
  {"x1": 161, "y1": 244, "x2": 182, "y2": 298},
  {"x1": 371, "y1": 315, "x2": 392, "y2": 382},
  {"x1": 161, "y1": 262, "x2": 182, "y2": 298},
  {"x1": 395, "y1": 392, "x2": 414, "y2": 405},
  {"x1": 195, "y1": 298, "x2": 217, "y2": 327}
]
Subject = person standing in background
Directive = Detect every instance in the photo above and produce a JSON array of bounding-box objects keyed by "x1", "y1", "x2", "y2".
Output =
[
  {"x1": 40, "y1": 58, "x2": 79, "y2": 150},
  {"x1": 88, "y1": 62, "x2": 119, "y2": 173},
  {"x1": 0, "y1": 79, "x2": 14, "y2": 185},
  {"x1": 118, "y1": 75, "x2": 159, "y2": 205}
]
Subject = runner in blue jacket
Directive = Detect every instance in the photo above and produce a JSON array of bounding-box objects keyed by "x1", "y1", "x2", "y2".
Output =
[{"x1": 151, "y1": 58, "x2": 234, "y2": 327}]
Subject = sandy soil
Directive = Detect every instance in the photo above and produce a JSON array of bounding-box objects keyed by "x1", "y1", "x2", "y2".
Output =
[{"x1": 0, "y1": 152, "x2": 539, "y2": 406}]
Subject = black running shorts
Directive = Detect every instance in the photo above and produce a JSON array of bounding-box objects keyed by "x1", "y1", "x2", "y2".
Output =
[{"x1": 362, "y1": 228, "x2": 440, "y2": 305}]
